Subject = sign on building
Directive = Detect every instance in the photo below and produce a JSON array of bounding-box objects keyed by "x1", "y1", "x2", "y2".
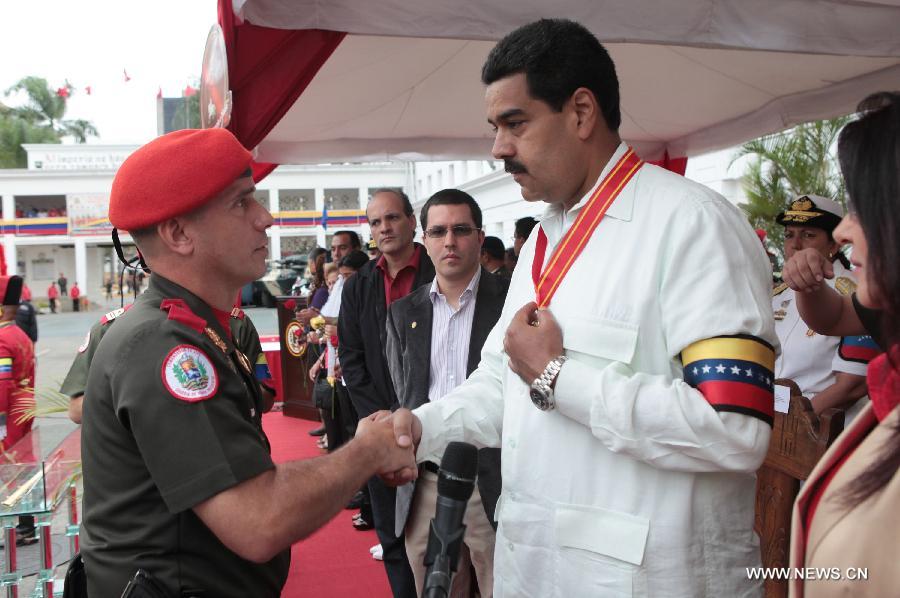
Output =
[{"x1": 67, "y1": 193, "x2": 113, "y2": 236}]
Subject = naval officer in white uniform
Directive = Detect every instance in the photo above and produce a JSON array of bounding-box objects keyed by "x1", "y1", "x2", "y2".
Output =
[{"x1": 772, "y1": 195, "x2": 875, "y2": 421}]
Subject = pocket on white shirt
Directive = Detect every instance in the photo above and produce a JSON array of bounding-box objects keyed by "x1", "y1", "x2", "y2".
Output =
[
  {"x1": 554, "y1": 503, "x2": 650, "y2": 597},
  {"x1": 562, "y1": 315, "x2": 639, "y2": 365}
]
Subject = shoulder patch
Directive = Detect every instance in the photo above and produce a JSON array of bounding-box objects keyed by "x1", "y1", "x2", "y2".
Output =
[
  {"x1": 838, "y1": 335, "x2": 881, "y2": 364},
  {"x1": 160, "y1": 299, "x2": 207, "y2": 333},
  {"x1": 162, "y1": 345, "x2": 219, "y2": 402},
  {"x1": 78, "y1": 330, "x2": 91, "y2": 353},
  {"x1": 100, "y1": 305, "x2": 130, "y2": 324},
  {"x1": 834, "y1": 276, "x2": 857, "y2": 296},
  {"x1": 772, "y1": 282, "x2": 789, "y2": 297},
  {"x1": 230, "y1": 307, "x2": 245, "y2": 320}
]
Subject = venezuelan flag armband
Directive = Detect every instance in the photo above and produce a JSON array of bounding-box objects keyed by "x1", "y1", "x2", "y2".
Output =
[
  {"x1": 681, "y1": 335, "x2": 776, "y2": 426},
  {"x1": 838, "y1": 335, "x2": 881, "y2": 364},
  {"x1": 254, "y1": 353, "x2": 272, "y2": 383},
  {"x1": 0, "y1": 356, "x2": 12, "y2": 381}
]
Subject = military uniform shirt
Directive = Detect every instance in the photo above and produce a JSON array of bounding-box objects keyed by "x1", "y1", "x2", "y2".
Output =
[
  {"x1": 60, "y1": 306, "x2": 130, "y2": 398},
  {"x1": 772, "y1": 261, "x2": 868, "y2": 397},
  {"x1": 81, "y1": 275, "x2": 289, "y2": 597}
]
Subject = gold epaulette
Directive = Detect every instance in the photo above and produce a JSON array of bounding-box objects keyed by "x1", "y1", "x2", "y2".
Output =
[
  {"x1": 834, "y1": 276, "x2": 857, "y2": 296},
  {"x1": 772, "y1": 282, "x2": 789, "y2": 297}
]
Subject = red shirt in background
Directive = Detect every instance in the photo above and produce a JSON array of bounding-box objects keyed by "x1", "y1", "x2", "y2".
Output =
[
  {"x1": 0, "y1": 321, "x2": 35, "y2": 450},
  {"x1": 376, "y1": 245, "x2": 422, "y2": 307}
]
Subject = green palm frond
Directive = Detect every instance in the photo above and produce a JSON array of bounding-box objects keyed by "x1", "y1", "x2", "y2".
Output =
[
  {"x1": 14, "y1": 387, "x2": 70, "y2": 425},
  {"x1": 734, "y1": 116, "x2": 850, "y2": 259}
]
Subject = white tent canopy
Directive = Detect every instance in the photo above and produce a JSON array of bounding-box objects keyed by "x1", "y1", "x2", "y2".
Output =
[{"x1": 232, "y1": 0, "x2": 900, "y2": 164}]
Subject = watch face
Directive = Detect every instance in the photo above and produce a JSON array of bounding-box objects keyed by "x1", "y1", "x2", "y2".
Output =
[{"x1": 530, "y1": 388, "x2": 551, "y2": 411}]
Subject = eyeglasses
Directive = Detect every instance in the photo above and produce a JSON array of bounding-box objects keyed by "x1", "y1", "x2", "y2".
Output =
[{"x1": 423, "y1": 225, "x2": 480, "y2": 239}]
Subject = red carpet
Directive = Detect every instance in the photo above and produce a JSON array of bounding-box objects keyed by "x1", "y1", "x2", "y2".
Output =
[{"x1": 262, "y1": 412, "x2": 393, "y2": 598}]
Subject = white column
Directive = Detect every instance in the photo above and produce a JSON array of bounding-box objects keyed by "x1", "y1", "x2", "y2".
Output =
[
  {"x1": 269, "y1": 187, "x2": 281, "y2": 261},
  {"x1": 358, "y1": 186, "x2": 368, "y2": 211},
  {"x1": 271, "y1": 188, "x2": 280, "y2": 214},
  {"x1": 269, "y1": 229, "x2": 282, "y2": 262},
  {"x1": 3, "y1": 237, "x2": 16, "y2": 275},
  {"x1": 315, "y1": 187, "x2": 326, "y2": 247},
  {"x1": 75, "y1": 239, "x2": 87, "y2": 297},
  {"x1": 1, "y1": 195, "x2": 13, "y2": 222}
]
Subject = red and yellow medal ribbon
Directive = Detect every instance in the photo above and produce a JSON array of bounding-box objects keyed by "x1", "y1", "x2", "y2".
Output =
[{"x1": 532, "y1": 147, "x2": 643, "y2": 308}]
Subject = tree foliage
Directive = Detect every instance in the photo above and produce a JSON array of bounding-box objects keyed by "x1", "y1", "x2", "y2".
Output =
[
  {"x1": 734, "y1": 117, "x2": 849, "y2": 254},
  {"x1": 0, "y1": 77, "x2": 99, "y2": 168}
]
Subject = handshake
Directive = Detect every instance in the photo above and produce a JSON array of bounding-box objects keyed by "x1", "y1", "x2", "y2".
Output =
[{"x1": 354, "y1": 408, "x2": 423, "y2": 485}]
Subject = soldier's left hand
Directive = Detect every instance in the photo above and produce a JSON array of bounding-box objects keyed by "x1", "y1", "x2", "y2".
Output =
[{"x1": 504, "y1": 302, "x2": 563, "y2": 384}]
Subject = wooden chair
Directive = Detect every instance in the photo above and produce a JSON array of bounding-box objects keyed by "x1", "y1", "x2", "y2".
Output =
[{"x1": 754, "y1": 379, "x2": 845, "y2": 598}]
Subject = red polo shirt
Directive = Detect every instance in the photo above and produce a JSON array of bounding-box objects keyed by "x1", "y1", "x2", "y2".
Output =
[{"x1": 376, "y1": 245, "x2": 422, "y2": 307}]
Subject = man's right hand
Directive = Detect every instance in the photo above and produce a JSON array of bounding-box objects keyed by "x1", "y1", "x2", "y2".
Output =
[
  {"x1": 355, "y1": 412, "x2": 418, "y2": 483},
  {"x1": 783, "y1": 248, "x2": 834, "y2": 292}
]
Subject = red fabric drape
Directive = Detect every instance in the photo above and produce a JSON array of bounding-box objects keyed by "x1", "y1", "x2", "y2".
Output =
[{"x1": 218, "y1": 0, "x2": 345, "y2": 182}]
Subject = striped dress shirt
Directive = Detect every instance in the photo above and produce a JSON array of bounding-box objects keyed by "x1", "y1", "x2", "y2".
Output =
[{"x1": 427, "y1": 268, "x2": 481, "y2": 403}]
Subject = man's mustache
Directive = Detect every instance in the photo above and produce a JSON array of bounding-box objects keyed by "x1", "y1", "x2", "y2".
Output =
[{"x1": 505, "y1": 160, "x2": 528, "y2": 175}]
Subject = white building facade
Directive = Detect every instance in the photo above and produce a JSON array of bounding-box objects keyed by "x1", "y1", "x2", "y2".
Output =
[
  {"x1": 411, "y1": 150, "x2": 751, "y2": 246},
  {"x1": 0, "y1": 144, "x2": 408, "y2": 305},
  {"x1": 0, "y1": 143, "x2": 749, "y2": 306}
]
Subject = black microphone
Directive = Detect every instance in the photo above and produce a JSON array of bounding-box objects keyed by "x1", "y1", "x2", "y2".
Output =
[{"x1": 422, "y1": 441, "x2": 479, "y2": 598}]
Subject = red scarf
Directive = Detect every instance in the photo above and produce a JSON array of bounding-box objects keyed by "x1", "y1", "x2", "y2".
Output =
[{"x1": 867, "y1": 346, "x2": 900, "y2": 422}]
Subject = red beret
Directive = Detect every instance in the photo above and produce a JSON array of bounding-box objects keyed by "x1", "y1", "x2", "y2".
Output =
[{"x1": 109, "y1": 129, "x2": 252, "y2": 230}]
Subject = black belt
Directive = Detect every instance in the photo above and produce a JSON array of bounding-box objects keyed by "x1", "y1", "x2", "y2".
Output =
[{"x1": 423, "y1": 461, "x2": 440, "y2": 474}]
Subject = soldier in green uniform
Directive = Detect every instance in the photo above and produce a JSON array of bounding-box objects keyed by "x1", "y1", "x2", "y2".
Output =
[
  {"x1": 80, "y1": 128, "x2": 415, "y2": 597},
  {"x1": 62, "y1": 304, "x2": 273, "y2": 423},
  {"x1": 60, "y1": 305, "x2": 131, "y2": 423}
]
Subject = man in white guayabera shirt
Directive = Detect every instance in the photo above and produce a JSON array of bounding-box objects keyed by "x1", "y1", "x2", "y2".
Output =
[{"x1": 379, "y1": 18, "x2": 778, "y2": 598}]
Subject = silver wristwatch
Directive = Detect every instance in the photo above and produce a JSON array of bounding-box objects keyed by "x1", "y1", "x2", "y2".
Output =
[{"x1": 529, "y1": 356, "x2": 568, "y2": 411}]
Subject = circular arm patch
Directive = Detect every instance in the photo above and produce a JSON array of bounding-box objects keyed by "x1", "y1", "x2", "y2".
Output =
[
  {"x1": 161, "y1": 344, "x2": 219, "y2": 402},
  {"x1": 78, "y1": 330, "x2": 91, "y2": 353}
]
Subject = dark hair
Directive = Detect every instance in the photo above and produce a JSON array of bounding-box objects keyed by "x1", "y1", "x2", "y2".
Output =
[
  {"x1": 420, "y1": 189, "x2": 483, "y2": 231},
  {"x1": 332, "y1": 230, "x2": 361, "y2": 250},
  {"x1": 312, "y1": 252, "x2": 327, "y2": 290},
  {"x1": 307, "y1": 246, "x2": 328, "y2": 264},
  {"x1": 482, "y1": 18, "x2": 621, "y2": 132},
  {"x1": 836, "y1": 91, "x2": 900, "y2": 507},
  {"x1": 338, "y1": 250, "x2": 369, "y2": 271},
  {"x1": 370, "y1": 188, "x2": 413, "y2": 217},
  {"x1": 514, "y1": 216, "x2": 539, "y2": 240},
  {"x1": 482, "y1": 236, "x2": 506, "y2": 260}
]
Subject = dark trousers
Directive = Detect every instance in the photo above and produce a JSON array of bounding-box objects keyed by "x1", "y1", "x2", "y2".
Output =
[
  {"x1": 369, "y1": 477, "x2": 416, "y2": 597},
  {"x1": 72, "y1": 298, "x2": 80, "y2": 311},
  {"x1": 49, "y1": 298, "x2": 57, "y2": 313}
]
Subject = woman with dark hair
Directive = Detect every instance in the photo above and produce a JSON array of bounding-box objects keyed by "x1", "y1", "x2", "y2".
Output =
[
  {"x1": 308, "y1": 249, "x2": 329, "y2": 312},
  {"x1": 789, "y1": 92, "x2": 900, "y2": 597}
]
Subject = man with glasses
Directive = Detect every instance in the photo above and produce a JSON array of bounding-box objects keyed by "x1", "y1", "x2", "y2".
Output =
[
  {"x1": 385, "y1": 189, "x2": 505, "y2": 595},
  {"x1": 339, "y1": 188, "x2": 435, "y2": 596}
]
